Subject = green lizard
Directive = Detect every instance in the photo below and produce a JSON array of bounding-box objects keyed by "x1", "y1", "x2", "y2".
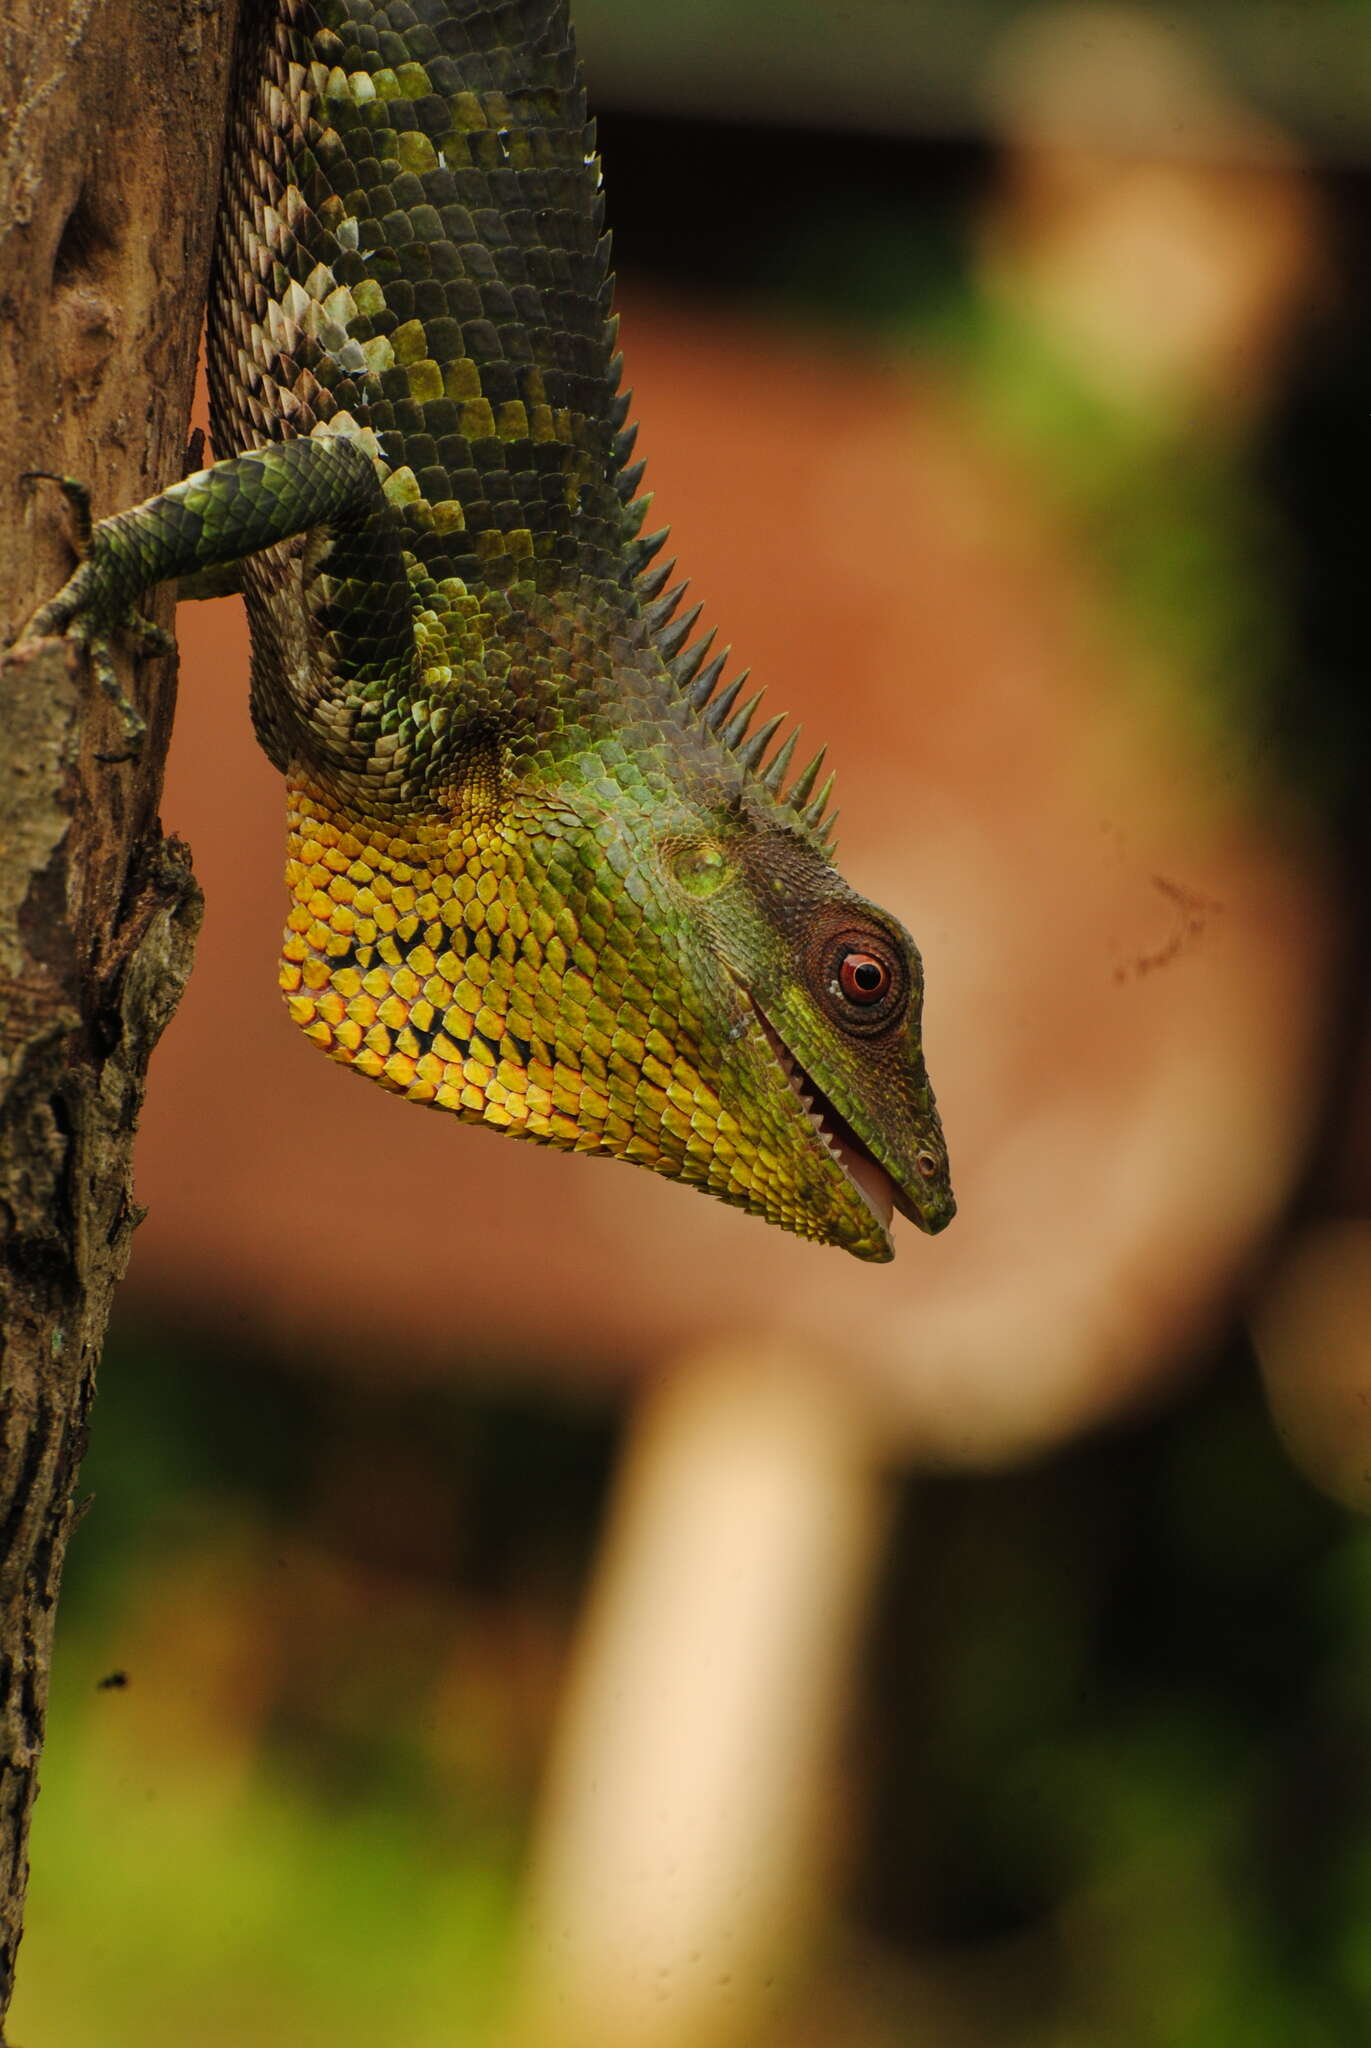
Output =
[{"x1": 20, "y1": 0, "x2": 953, "y2": 1261}]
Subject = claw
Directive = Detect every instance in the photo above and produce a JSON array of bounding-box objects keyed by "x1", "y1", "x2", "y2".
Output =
[
  {"x1": 124, "y1": 612, "x2": 175, "y2": 659},
  {"x1": 18, "y1": 475, "x2": 162, "y2": 757},
  {"x1": 22, "y1": 470, "x2": 94, "y2": 552},
  {"x1": 87, "y1": 633, "x2": 147, "y2": 758}
]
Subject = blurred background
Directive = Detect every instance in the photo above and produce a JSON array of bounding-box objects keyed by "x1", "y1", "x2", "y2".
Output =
[{"x1": 12, "y1": 2, "x2": 1371, "y2": 2041}]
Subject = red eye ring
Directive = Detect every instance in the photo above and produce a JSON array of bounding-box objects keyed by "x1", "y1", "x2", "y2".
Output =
[
  {"x1": 815, "y1": 928, "x2": 910, "y2": 1035},
  {"x1": 838, "y1": 950, "x2": 890, "y2": 1005}
]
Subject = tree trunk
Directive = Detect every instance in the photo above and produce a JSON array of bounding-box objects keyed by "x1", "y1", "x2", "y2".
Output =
[{"x1": 0, "y1": 0, "x2": 239, "y2": 2023}]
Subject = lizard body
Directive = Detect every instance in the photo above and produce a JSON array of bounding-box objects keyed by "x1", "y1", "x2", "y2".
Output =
[{"x1": 22, "y1": 0, "x2": 953, "y2": 1260}]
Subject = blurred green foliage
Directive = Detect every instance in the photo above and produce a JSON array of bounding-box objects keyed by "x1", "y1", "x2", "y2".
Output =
[
  {"x1": 19, "y1": 1724, "x2": 512, "y2": 2048},
  {"x1": 12, "y1": 1330, "x2": 618, "y2": 2047},
  {"x1": 13, "y1": 1330, "x2": 1371, "y2": 2045},
  {"x1": 858, "y1": 1355, "x2": 1371, "y2": 2046}
]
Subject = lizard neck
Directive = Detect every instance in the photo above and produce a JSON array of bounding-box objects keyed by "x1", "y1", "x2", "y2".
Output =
[
  {"x1": 281, "y1": 772, "x2": 557, "y2": 1125},
  {"x1": 278, "y1": 761, "x2": 723, "y2": 1163}
]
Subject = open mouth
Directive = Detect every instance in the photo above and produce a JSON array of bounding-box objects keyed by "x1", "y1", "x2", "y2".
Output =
[{"x1": 751, "y1": 1003, "x2": 897, "y2": 1235}]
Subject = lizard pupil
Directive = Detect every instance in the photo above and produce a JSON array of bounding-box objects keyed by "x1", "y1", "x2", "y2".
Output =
[{"x1": 840, "y1": 952, "x2": 888, "y2": 1003}]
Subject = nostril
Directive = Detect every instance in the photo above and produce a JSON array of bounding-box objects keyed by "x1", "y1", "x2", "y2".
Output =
[{"x1": 916, "y1": 1151, "x2": 940, "y2": 1178}]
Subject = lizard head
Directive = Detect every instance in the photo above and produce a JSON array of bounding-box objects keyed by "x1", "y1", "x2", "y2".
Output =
[
  {"x1": 645, "y1": 793, "x2": 954, "y2": 1261},
  {"x1": 282, "y1": 758, "x2": 952, "y2": 1261}
]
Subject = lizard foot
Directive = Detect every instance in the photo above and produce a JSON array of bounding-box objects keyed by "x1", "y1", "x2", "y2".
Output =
[{"x1": 20, "y1": 473, "x2": 160, "y2": 758}]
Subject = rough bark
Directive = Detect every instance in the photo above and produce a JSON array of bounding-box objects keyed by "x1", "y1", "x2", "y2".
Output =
[{"x1": 0, "y1": 0, "x2": 238, "y2": 2023}]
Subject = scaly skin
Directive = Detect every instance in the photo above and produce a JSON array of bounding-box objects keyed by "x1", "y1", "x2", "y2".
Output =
[{"x1": 20, "y1": 0, "x2": 953, "y2": 1260}]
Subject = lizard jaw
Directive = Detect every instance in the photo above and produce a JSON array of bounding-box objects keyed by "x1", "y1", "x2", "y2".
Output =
[{"x1": 750, "y1": 1002, "x2": 897, "y2": 1245}]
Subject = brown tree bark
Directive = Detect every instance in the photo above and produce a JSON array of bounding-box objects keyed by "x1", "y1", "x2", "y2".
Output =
[{"x1": 0, "y1": 0, "x2": 239, "y2": 2024}]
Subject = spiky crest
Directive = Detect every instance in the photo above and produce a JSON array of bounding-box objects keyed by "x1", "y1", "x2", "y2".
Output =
[{"x1": 620, "y1": 481, "x2": 839, "y2": 849}]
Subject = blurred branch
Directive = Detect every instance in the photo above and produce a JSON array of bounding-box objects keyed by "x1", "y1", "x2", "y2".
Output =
[
  {"x1": 575, "y1": 0, "x2": 1371, "y2": 163},
  {"x1": 506, "y1": 1347, "x2": 888, "y2": 2048},
  {"x1": 0, "y1": 0, "x2": 236, "y2": 2022}
]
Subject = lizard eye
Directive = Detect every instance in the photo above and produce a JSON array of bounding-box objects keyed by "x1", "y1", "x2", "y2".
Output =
[
  {"x1": 816, "y1": 929, "x2": 909, "y2": 1034},
  {"x1": 838, "y1": 952, "x2": 888, "y2": 1003}
]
